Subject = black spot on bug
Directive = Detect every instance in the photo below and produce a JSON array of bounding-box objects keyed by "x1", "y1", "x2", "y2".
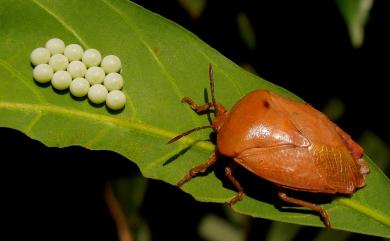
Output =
[{"x1": 263, "y1": 100, "x2": 270, "y2": 109}]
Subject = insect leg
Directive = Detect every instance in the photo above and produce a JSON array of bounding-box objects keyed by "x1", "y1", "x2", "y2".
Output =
[
  {"x1": 182, "y1": 96, "x2": 213, "y2": 113},
  {"x1": 177, "y1": 152, "x2": 217, "y2": 187},
  {"x1": 276, "y1": 188, "x2": 331, "y2": 229},
  {"x1": 225, "y1": 163, "x2": 245, "y2": 206}
]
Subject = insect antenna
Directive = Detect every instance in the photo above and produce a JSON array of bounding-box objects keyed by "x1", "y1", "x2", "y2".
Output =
[
  {"x1": 209, "y1": 64, "x2": 217, "y2": 108},
  {"x1": 208, "y1": 64, "x2": 226, "y2": 117},
  {"x1": 167, "y1": 125, "x2": 212, "y2": 144}
]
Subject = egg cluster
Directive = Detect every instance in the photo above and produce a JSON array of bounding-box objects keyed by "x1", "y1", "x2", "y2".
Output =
[{"x1": 30, "y1": 38, "x2": 126, "y2": 110}]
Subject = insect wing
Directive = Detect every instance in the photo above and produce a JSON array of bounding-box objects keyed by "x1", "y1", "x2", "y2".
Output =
[{"x1": 234, "y1": 146, "x2": 338, "y2": 193}]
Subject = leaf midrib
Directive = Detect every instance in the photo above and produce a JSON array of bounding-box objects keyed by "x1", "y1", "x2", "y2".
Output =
[
  {"x1": 338, "y1": 197, "x2": 390, "y2": 228},
  {"x1": 0, "y1": 101, "x2": 215, "y2": 152}
]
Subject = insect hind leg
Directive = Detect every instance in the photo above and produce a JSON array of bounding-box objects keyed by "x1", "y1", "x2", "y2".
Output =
[{"x1": 276, "y1": 188, "x2": 331, "y2": 229}]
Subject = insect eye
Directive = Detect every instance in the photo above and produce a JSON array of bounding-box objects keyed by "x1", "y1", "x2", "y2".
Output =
[{"x1": 262, "y1": 100, "x2": 270, "y2": 109}]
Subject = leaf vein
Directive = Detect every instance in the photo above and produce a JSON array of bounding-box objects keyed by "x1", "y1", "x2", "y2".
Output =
[
  {"x1": 170, "y1": 22, "x2": 245, "y2": 97},
  {"x1": 24, "y1": 112, "x2": 44, "y2": 134},
  {"x1": 31, "y1": 0, "x2": 89, "y2": 48},
  {"x1": 85, "y1": 126, "x2": 112, "y2": 147},
  {"x1": 100, "y1": 0, "x2": 202, "y2": 127},
  {"x1": 0, "y1": 58, "x2": 46, "y2": 103},
  {"x1": 123, "y1": 91, "x2": 137, "y2": 120},
  {"x1": 196, "y1": 51, "x2": 245, "y2": 98}
]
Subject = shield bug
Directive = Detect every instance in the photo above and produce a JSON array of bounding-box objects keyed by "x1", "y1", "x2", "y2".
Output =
[{"x1": 168, "y1": 64, "x2": 369, "y2": 228}]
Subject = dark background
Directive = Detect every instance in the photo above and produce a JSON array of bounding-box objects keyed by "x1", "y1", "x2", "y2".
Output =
[
  {"x1": 133, "y1": 0, "x2": 390, "y2": 142},
  {"x1": 1, "y1": 1, "x2": 389, "y2": 241}
]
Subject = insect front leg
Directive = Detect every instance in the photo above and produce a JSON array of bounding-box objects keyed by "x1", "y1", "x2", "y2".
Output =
[
  {"x1": 182, "y1": 96, "x2": 213, "y2": 113},
  {"x1": 276, "y1": 188, "x2": 331, "y2": 229},
  {"x1": 177, "y1": 152, "x2": 217, "y2": 187},
  {"x1": 225, "y1": 162, "x2": 245, "y2": 206}
]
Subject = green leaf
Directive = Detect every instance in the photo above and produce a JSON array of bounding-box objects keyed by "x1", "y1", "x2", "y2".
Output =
[
  {"x1": 0, "y1": 0, "x2": 389, "y2": 238},
  {"x1": 336, "y1": 0, "x2": 374, "y2": 48}
]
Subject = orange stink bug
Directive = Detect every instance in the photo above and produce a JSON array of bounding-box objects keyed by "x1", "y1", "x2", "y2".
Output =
[{"x1": 168, "y1": 64, "x2": 369, "y2": 228}]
